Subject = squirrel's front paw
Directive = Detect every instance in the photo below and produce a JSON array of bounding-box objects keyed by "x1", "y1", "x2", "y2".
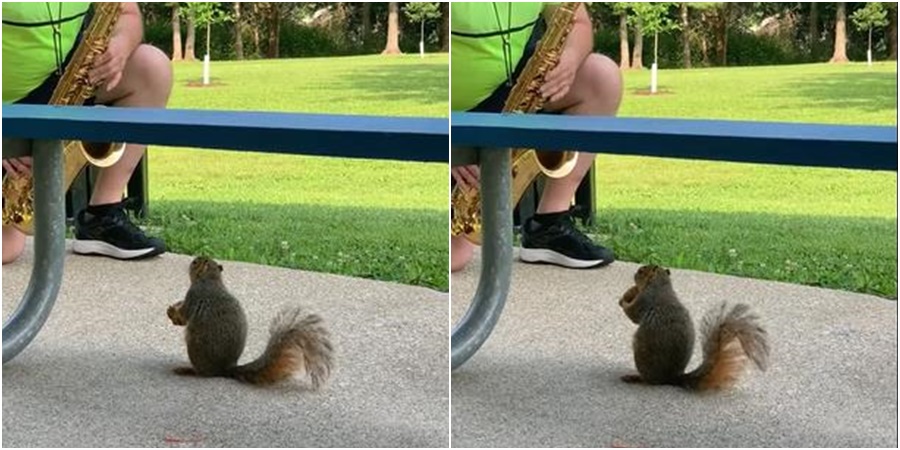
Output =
[
  {"x1": 619, "y1": 285, "x2": 639, "y2": 307},
  {"x1": 167, "y1": 302, "x2": 187, "y2": 326}
]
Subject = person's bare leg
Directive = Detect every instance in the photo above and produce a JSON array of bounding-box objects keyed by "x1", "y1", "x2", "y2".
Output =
[
  {"x1": 72, "y1": 44, "x2": 172, "y2": 260},
  {"x1": 3, "y1": 225, "x2": 26, "y2": 264},
  {"x1": 90, "y1": 44, "x2": 173, "y2": 205},
  {"x1": 538, "y1": 53, "x2": 623, "y2": 214},
  {"x1": 451, "y1": 235, "x2": 475, "y2": 273}
]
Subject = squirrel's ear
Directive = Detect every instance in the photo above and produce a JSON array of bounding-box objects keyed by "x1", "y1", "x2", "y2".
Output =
[
  {"x1": 665, "y1": 268, "x2": 670, "y2": 275},
  {"x1": 218, "y1": 264, "x2": 223, "y2": 272}
]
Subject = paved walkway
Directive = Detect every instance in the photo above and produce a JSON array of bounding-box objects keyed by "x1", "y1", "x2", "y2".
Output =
[
  {"x1": 451, "y1": 249, "x2": 897, "y2": 448},
  {"x1": 3, "y1": 240, "x2": 449, "y2": 447}
]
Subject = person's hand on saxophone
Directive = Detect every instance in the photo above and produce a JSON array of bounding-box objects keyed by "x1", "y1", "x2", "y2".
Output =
[
  {"x1": 540, "y1": 3, "x2": 593, "y2": 103},
  {"x1": 451, "y1": 165, "x2": 480, "y2": 190},
  {"x1": 2, "y1": 157, "x2": 33, "y2": 178},
  {"x1": 88, "y1": 3, "x2": 144, "y2": 92}
]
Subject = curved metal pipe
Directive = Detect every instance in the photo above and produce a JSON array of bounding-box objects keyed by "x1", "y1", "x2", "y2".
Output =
[
  {"x1": 3, "y1": 139, "x2": 67, "y2": 363},
  {"x1": 451, "y1": 148, "x2": 513, "y2": 370}
]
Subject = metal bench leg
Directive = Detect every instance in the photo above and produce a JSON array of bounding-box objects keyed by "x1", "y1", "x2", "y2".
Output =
[
  {"x1": 451, "y1": 148, "x2": 512, "y2": 370},
  {"x1": 3, "y1": 139, "x2": 66, "y2": 363}
]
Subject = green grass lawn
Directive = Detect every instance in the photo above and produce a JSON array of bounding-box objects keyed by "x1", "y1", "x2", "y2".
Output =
[
  {"x1": 590, "y1": 62, "x2": 897, "y2": 298},
  {"x1": 145, "y1": 54, "x2": 449, "y2": 290},
  {"x1": 143, "y1": 57, "x2": 895, "y2": 298}
]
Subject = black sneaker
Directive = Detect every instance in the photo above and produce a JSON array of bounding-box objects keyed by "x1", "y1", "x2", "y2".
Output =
[
  {"x1": 520, "y1": 210, "x2": 615, "y2": 269},
  {"x1": 72, "y1": 201, "x2": 165, "y2": 260}
]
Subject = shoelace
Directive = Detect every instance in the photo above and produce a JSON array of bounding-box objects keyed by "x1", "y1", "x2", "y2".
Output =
[
  {"x1": 105, "y1": 204, "x2": 144, "y2": 235},
  {"x1": 553, "y1": 213, "x2": 596, "y2": 250}
]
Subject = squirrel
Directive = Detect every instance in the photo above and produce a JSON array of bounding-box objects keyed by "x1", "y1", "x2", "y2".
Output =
[
  {"x1": 618, "y1": 264, "x2": 769, "y2": 391},
  {"x1": 167, "y1": 256, "x2": 334, "y2": 389}
]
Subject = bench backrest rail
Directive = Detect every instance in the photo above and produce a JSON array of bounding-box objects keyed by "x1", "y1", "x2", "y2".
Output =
[
  {"x1": 451, "y1": 112, "x2": 897, "y2": 171},
  {"x1": 3, "y1": 104, "x2": 449, "y2": 163}
]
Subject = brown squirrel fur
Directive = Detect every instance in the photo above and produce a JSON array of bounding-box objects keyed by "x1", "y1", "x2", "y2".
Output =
[
  {"x1": 167, "y1": 256, "x2": 334, "y2": 388},
  {"x1": 618, "y1": 264, "x2": 769, "y2": 391}
]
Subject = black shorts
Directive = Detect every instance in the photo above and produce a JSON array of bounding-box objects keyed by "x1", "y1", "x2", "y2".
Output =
[{"x1": 14, "y1": 7, "x2": 95, "y2": 106}]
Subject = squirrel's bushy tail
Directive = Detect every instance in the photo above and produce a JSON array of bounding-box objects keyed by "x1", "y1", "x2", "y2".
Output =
[
  {"x1": 231, "y1": 307, "x2": 334, "y2": 389},
  {"x1": 680, "y1": 303, "x2": 769, "y2": 391}
]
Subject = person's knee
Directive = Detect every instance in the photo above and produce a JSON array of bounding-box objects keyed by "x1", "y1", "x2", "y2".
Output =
[
  {"x1": 129, "y1": 44, "x2": 174, "y2": 104},
  {"x1": 451, "y1": 237, "x2": 474, "y2": 273},
  {"x1": 3, "y1": 226, "x2": 26, "y2": 264},
  {"x1": 581, "y1": 53, "x2": 623, "y2": 111}
]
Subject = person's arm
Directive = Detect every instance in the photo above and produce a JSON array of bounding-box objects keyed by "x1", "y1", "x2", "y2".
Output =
[
  {"x1": 539, "y1": 3, "x2": 593, "y2": 103},
  {"x1": 89, "y1": 2, "x2": 143, "y2": 91}
]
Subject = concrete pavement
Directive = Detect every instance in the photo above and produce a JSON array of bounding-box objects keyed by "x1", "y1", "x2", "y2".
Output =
[
  {"x1": 3, "y1": 239, "x2": 449, "y2": 447},
  {"x1": 451, "y1": 249, "x2": 897, "y2": 448}
]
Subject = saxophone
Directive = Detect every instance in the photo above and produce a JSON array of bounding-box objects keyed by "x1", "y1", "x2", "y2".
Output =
[
  {"x1": 451, "y1": 2, "x2": 580, "y2": 245},
  {"x1": 2, "y1": 2, "x2": 126, "y2": 235}
]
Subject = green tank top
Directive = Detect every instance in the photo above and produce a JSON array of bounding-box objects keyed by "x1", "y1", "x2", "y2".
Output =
[
  {"x1": 2, "y1": 2, "x2": 91, "y2": 103},
  {"x1": 451, "y1": 2, "x2": 548, "y2": 111}
]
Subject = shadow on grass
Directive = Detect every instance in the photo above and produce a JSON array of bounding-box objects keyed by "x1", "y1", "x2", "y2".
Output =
[
  {"x1": 763, "y1": 71, "x2": 898, "y2": 116},
  {"x1": 590, "y1": 208, "x2": 897, "y2": 299},
  {"x1": 332, "y1": 62, "x2": 449, "y2": 110},
  {"x1": 143, "y1": 200, "x2": 448, "y2": 291}
]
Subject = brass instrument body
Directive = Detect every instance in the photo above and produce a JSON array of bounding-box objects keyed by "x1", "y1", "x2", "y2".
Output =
[
  {"x1": 2, "y1": 2, "x2": 125, "y2": 235},
  {"x1": 452, "y1": 2, "x2": 581, "y2": 245}
]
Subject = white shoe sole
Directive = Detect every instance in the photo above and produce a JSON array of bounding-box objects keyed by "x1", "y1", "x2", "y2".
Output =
[
  {"x1": 72, "y1": 240, "x2": 160, "y2": 260},
  {"x1": 519, "y1": 248, "x2": 610, "y2": 269}
]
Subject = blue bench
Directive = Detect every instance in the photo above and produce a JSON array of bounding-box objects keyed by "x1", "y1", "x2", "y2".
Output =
[
  {"x1": 450, "y1": 112, "x2": 897, "y2": 369},
  {"x1": 2, "y1": 104, "x2": 447, "y2": 363}
]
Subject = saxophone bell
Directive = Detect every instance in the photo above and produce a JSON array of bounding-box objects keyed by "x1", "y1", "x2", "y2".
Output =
[
  {"x1": 535, "y1": 150, "x2": 578, "y2": 178},
  {"x1": 81, "y1": 141, "x2": 126, "y2": 168}
]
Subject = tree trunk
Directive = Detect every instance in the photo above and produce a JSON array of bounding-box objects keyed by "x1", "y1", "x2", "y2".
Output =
[
  {"x1": 382, "y1": 2, "x2": 402, "y2": 55},
  {"x1": 440, "y1": 2, "x2": 449, "y2": 52},
  {"x1": 252, "y1": 3, "x2": 261, "y2": 57},
  {"x1": 829, "y1": 2, "x2": 848, "y2": 63},
  {"x1": 331, "y1": 2, "x2": 348, "y2": 49},
  {"x1": 361, "y1": 2, "x2": 372, "y2": 48},
  {"x1": 233, "y1": 2, "x2": 244, "y2": 60},
  {"x1": 715, "y1": 4, "x2": 729, "y2": 66},
  {"x1": 185, "y1": 17, "x2": 196, "y2": 61},
  {"x1": 680, "y1": 2, "x2": 690, "y2": 68},
  {"x1": 632, "y1": 18, "x2": 644, "y2": 69},
  {"x1": 171, "y1": 5, "x2": 182, "y2": 61},
  {"x1": 701, "y1": 33, "x2": 709, "y2": 65},
  {"x1": 618, "y1": 13, "x2": 630, "y2": 69},
  {"x1": 808, "y1": 2, "x2": 819, "y2": 51},
  {"x1": 267, "y1": 6, "x2": 280, "y2": 59},
  {"x1": 889, "y1": 5, "x2": 898, "y2": 60}
]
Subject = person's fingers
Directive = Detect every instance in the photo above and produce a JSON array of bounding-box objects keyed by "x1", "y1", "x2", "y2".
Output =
[
  {"x1": 105, "y1": 70, "x2": 123, "y2": 91},
  {"x1": 549, "y1": 85, "x2": 571, "y2": 103},
  {"x1": 89, "y1": 55, "x2": 122, "y2": 88},
  {"x1": 89, "y1": 52, "x2": 111, "y2": 83},
  {"x1": 88, "y1": 64, "x2": 109, "y2": 87},
  {"x1": 465, "y1": 165, "x2": 480, "y2": 180},
  {"x1": 453, "y1": 168, "x2": 474, "y2": 189},
  {"x1": 3, "y1": 159, "x2": 30, "y2": 177},
  {"x1": 452, "y1": 165, "x2": 481, "y2": 189},
  {"x1": 9, "y1": 159, "x2": 31, "y2": 175},
  {"x1": 541, "y1": 67, "x2": 562, "y2": 97},
  {"x1": 93, "y1": 50, "x2": 113, "y2": 69},
  {"x1": 451, "y1": 169, "x2": 469, "y2": 189},
  {"x1": 459, "y1": 165, "x2": 480, "y2": 187}
]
